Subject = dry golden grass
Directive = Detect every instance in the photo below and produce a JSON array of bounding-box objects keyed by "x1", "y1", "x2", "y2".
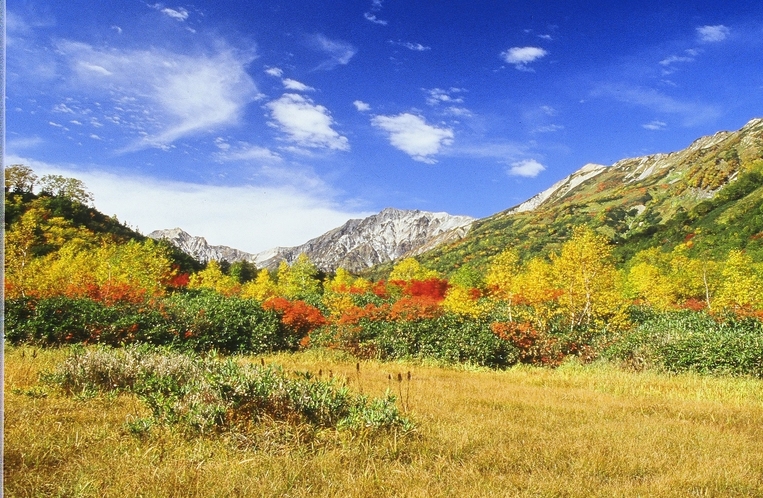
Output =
[{"x1": 5, "y1": 345, "x2": 763, "y2": 497}]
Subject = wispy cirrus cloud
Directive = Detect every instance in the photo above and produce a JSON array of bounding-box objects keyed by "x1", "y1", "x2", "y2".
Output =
[
  {"x1": 266, "y1": 93, "x2": 350, "y2": 151},
  {"x1": 54, "y1": 40, "x2": 260, "y2": 151},
  {"x1": 642, "y1": 120, "x2": 667, "y2": 130},
  {"x1": 371, "y1": 113, "x2": 454, "y2": 164},
  {"x1": 500, "y1": 46, "x2": 548, "y2": 71},
  {"x1": 311, "y1": 34, "x2": 357, "y2": 70},
  {"x1": 425, "y1": 88, "x2": 471, "y2": 117},
  {"x1": 390, "y1": 40, "x2": 430, "y2": 51},
  {"x1": 591, "y1": 83, "x2": 721, "y2": 126},
  {"x1": 150, "y1": 4, "x2": 189, "y2": 22},
  {"x1": 213, "y1": 139, "x2": 282, "y2": 162},
  {"x1": 364, "y1": 0, "x2": 388, "y2": 25},
  {"x1": 697, "y1": 25, "x2": 730, "y2": 43}
]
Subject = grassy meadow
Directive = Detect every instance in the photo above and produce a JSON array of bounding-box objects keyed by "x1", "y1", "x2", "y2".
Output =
[{"x1": 5, "y1": 345, "x2": 763, "y2": 497}]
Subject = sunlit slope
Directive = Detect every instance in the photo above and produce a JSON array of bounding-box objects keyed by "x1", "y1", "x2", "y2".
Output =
[{"x1": 416, "y1": 118, "x2": 763, "y2": 276}]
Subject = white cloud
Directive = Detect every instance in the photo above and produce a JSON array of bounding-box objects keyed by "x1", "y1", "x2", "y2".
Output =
[
  {"x1": 9, "y1": 156, "x2": 372, "y2": 253},
  {"x1": 56, "y1": 40, "x2": 260, "y2": 150},
  {"x1": 426, "y1": 88, "x2": 465, "y2": 106},
  {"x1": 214, "y1": 137, "x2": 231, "y2": 150},
  {"x1": 364, "y1": 13, "x2": 388, "y2": 26},
  {"x1": 539, "y1": 105, "x2": 557, "y2": 116},
  {"x1": 162, "y1": 7, "x2": 189, "y2": 21},
  {"x1": 53, "y1": 103, "x2": 75, "y2": 113},
  {"x1": 282, "y1": 78, "x2": 314, "y2": 91},
  {"x1": 151, "y1": 4, "x2": 189, "y2": 21},
  {"x1": 312, "y1": 34, "x2": 357, "y2": 70},
  {"x1": 354, "y1": 100, "x2": 371, "y2": 112},
  {"x1": 265, "y1": 67, "x2": 284, "y2": 78},
  {"x1": 371, "y1": 113, "x2": 454, "y2": 164},
  {"x1": 642, "y1": 120, "x2": 667, "y2": 130},
  {"x1": 697, "y1": 25, "x2": 730, "y2": 43},
  {"x1": 266, "y1": 93, "x2": 350, "y2": 151},
  {"x1": 445, "y1": 107, "x2": 472, "y2": 117},
  {"x1": 364, "y1": 0, "x2": 387, "y2": 25},
  {"x1": 500, "y1": 46, "x2": 548, "y2": 70},
  {"x1": 659, "y1": 54, "x2": 695, "y2": 66},
  {"x1": 508, "y1": 159, "x2": 545, "y2": 177},
  {"x1": 390, "y1": 40, "x2": 431, "y2": 51}
]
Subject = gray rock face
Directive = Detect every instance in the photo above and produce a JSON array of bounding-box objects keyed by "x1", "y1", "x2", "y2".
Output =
[
  {"x1": 254, "y1": 208, "x2": 475, "y2": 272},
  {"x1": 147, "y1": 228, "x2": 258, "y2": 264},
  {"x1": 148, "y1": 208, "x2": 475, "y2": 273}
]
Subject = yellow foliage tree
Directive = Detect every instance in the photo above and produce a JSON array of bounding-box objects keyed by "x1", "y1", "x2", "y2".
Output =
[
  {"x1": 628, "y1": 245, "x2": 720, "y2": 310},
  {"x1": 322, "y1": 268, "x2": 358, "y2": 318},
  {"x1": 512, "y1": 257, "x2": 557, "y2": 331},
  {"x1": 484, "y1": 248, "x2": 520, "y2": 321},
  {"x1": 442, "y1": 284, "x2": 485, "y2": 318},
  {"x1": 8, "y1": 238, "x2": 175, "y2": 301},
  {"x1": 276, "y1": 254, "x2": 322, "y2": 300},
  {"x1": 241, "y1": 269, "x2": 279, "y2": 302},
  {"x1": 188, "y1": 260, "x2": 241, "y2": 296},
  {"x1": 715, "y1": 250, "x2": 763, "y2": 312},
  {"x1": 551, "y1": 227, "x2": 626, "y2": 330},
  {"x1": 389, "y1": 257, "x2": 438, "y2": 282}
]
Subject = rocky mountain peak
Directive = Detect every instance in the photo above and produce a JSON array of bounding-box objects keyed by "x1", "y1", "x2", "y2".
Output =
[
  {"x1": 149, "y1": 208, "x2": 475, "y2": 273},
  {"x1": 148, "y1": 228, "x2": 257, "y2": 264}
]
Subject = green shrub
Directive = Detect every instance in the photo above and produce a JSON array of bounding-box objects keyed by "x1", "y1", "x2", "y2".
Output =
[
  {"x1": 605, "y1": 309, "x2": 763, "y2": 377},
  {"x1": 4, "y1": 292, "x2": 289, "y2": 355},
  {"x1": 44, "y1": 345, "x2": 413, "y2": 434},
  {"x1": 3, "y1": 297, "x2": 173, "y2": 346},
  {"x1": 163, "y1": 291, "x2": 285, "y2": 354},
  {"x1": 314, "y1": 314, "x2": 519, "y2": 368}
]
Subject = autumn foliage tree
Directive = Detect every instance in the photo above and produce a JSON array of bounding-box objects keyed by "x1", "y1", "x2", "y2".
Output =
[{"x1": 551, "y1": 226, "x2": 626, "y2": 330}]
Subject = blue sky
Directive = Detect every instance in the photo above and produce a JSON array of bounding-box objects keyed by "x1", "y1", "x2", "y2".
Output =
[{"x1": 6, "y1": 0, "x2": 763, "y2": 253}]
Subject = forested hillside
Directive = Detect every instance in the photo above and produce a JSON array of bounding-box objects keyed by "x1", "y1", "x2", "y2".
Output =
[{"x1": 411, "y1": 117, "x2": 763, "y2": 276}]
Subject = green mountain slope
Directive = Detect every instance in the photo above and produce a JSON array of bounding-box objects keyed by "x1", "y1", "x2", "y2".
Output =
[
  {"x1": 416, "y1": 118, "x2": 763, "y2": 277},
  {"x1": 4, "y1": 189, "x2": 204, "y2": 273}
]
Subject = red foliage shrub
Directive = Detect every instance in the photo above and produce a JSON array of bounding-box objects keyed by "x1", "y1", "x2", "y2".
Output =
[
  {"x1": 491, "y1": 321, "x2": 563, "y2": 367},
  {"x1": 263, "y1": 297, "x2": 327, "y2": 336},
  {"x1": 336, "y1": 303, "x2": 390, "y2": 325},
  {"x1": 389, "y1": 278, "x2": 450, "y2": 301},
  {"x1": 681, "y1": 298, "x2": 707, "y2": 312},
  {"x1": 165, "y1": 272, "x2": 190, "y2": 289},
  {"x1": 61, "y1": 280, "x2": 149, "y2": 305},
  {"x1": 372, "y1": 280, "x2": 389, "y2": 298},
  {"x1": 389, "y1": 296, "x2": 443, "y2": 322}
]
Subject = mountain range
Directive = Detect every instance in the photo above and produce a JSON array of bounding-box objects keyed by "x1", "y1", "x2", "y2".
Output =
[
  {"x1": 150, "y1": 117, "x2": 763, "y2": 275},
  {"x1": 149, "y1": 208, "x2": 474, "y2": 273}
]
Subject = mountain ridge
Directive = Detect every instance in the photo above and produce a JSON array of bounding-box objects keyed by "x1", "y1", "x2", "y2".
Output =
[
  {"x1": 411, "y1": 117, "x2": 763, "y2": 277},
  {"x1": 148, "y1": 208, "x2": 475, "y2": 273}
]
